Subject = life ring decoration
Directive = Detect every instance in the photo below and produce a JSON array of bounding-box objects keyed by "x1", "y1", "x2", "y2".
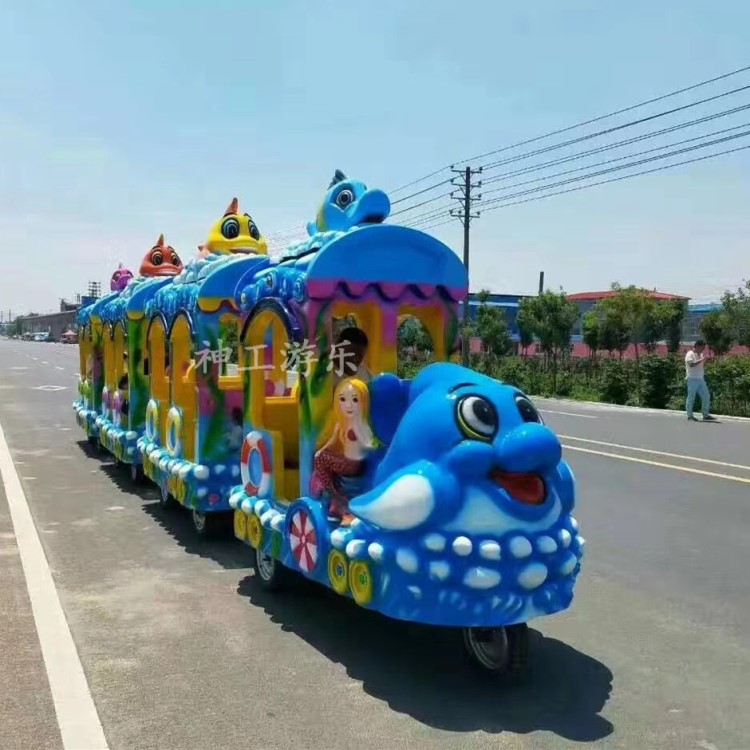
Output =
[
  {"x1": 165, "y1": 407, "x2": 183, "y2": 457},
  {"x1": 101, "y1": 386, "x2": 110, "y2": 417},
  {"x1": 145, "y1": 399, "x2": 160, "y2": 442},
  {"x1": 240, "y1": 431, "x2": 272, "y2": 498},
  {"x1": 112, "y1": 390, "x2": 122, "y2": 428}
]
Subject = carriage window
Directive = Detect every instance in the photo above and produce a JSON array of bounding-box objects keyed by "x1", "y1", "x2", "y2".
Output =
[
  {"x1": 170, "y1": 316, "x2": 195, "y2": 391},
  {"x1": 148, "y1": 317, "x2": 169, "y2": 402},
  {"x1": 104, "y1": 325, "x2": 117, "y2": 389},
  {"x1": 397, "y1": 315, "x2": 435, "y2": 378},
  {"x1": 244, "y1": 309, "x2": 299, "y2": 500},
  {"x1": 218, "y1": 315, "x2": 242, "y2": 385}
]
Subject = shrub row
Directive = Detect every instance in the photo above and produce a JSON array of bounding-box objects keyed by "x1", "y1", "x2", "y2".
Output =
[{"x1": 490, "y1": 354, "x2": 750, "y2": 417}]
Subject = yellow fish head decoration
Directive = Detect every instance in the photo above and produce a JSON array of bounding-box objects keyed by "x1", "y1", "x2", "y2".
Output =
[{"x1": 204, "y1": 197, "x2": 268, "y2": 256}]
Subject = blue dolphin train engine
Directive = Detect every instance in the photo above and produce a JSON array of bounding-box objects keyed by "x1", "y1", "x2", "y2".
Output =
[{"x1": 72, "y1": 170, "x2": 584, "y2": 676}]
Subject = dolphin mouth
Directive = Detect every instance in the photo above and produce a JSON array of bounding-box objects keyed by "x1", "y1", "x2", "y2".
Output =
[
  {"x1": 489, "y1": 469, "x2": 546, "y2": 505},
  {"x1": 361, "y1": 214, "x2": 385, "y2": 225}
]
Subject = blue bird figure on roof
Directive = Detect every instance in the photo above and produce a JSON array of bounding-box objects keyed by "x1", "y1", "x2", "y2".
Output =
[{"x1": 306, "y1": 169, "x2": 391, "y2": 236}]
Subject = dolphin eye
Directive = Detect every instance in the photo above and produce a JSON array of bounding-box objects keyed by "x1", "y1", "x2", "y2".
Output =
[
  {"x1": 221, "y1": 218, "x2": 240, "y2": 239},
  {"x1": 515, "y1": 395, "x2": 542, "y2": 424},
  {"x1": 335, "y1": 188, "x2": 355, "y2": 208},
  {"x1": 248, "y1": 220, "x2": 260, "y2": 240},
  {"x1": 457, "y1": 395, "x2": 497, "y2": 441},
  {"x1": 151, "y1": 250, "x2": 163, "y2": 266}
]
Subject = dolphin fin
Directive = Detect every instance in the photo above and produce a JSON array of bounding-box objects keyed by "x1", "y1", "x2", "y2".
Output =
[{"x1": 350, "y1": 460, "x2": 440, "y2": 531}]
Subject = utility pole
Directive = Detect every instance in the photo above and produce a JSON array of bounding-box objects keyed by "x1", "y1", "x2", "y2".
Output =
[
  {"x1": 450, "y1": 165, "x2": 482, "y2": 365},
  {"x1": 538, "y1": 271, "x2": 545, "y2": 296}
]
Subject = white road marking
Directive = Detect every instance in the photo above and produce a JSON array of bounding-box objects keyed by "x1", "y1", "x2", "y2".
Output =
[
  {"x1": 55, "y1": 366, "x2": 65, "y2": 371},
  {"x1": 540, "y1": 409, "x2": 597, "y2": 419},
  {"x1": 560, "y1": 435, "x2": 750, "y2": 471},
  {"x1": 563, "y1": 445, "x2": 750, "y2": 484},
  {"x1": 33, "y1": 385, "x2": 67, "y2": 392},
  {"x1": 41, "y1": 361, "x2": 50, "y2": 365},
  {"x1": 10, "y1": 366, "x2": 29, "y2": 370},
  {"x1": 0, "y1": 418, "x2": 108, "y2": 749}
]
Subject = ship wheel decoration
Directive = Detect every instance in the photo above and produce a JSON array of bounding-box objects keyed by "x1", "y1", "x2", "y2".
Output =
[{"x1": 289, "y1": 508, "x2": 318, "y2": 573}]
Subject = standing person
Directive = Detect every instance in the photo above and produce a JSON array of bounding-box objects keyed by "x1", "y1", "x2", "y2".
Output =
[{"x1": 685, "y1": 339, "x2": 716, "y2": 421}]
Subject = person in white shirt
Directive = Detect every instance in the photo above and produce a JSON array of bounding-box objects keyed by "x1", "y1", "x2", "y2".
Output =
[{"x1": 685, "y1": 339, "x2": 715, "y2": 421}]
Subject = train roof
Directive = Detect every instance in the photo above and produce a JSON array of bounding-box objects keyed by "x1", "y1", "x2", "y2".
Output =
[
  {"x1": 77, "y1": 291, "x2": 119, "y2": 327},
  {"x1": 146, "y1": 252, "x2": 270, "y2": 325},
  {"x1": 238, "y1": 224, "x2": 468, "y2": 312}
]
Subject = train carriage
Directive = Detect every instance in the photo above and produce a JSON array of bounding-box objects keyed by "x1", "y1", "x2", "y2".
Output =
[
  {"x1": 70, "y1": 173, "x2": 584, "y2": 676},
  {"x1": 138, "y1": 243, "x2": 271, "y2": 535},
  {"x1": 74, "y1": 291, "x2": 117, "y2": 443},
  {"x1": 226, "y1": 172, "x2": 584, "y2": 674}
]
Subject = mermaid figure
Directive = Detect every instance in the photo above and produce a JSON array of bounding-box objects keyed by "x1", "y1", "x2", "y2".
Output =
[{"x1": 313, "y1": 378, "x2": 375, "y2": 525}]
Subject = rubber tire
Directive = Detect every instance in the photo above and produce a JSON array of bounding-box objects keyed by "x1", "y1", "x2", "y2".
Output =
[
  {"x1": 462, "y1": 623, "x2": 530, "y2": 681},
  {"x1": 159, "y1": 483, "x2": 173, "y2": 509},
  {"x1": 252, "y1": 547, "x2": 291, "y2": 592},
  {"x1": 191, "y1": 510, "x2": 230, "y2": 539}
]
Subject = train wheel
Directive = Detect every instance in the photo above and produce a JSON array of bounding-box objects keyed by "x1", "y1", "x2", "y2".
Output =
[
  {"x1": 234, "y1": 510, "x2": 247, "y2": 541},
  {"x1": 327, "y1": 550, "x2": 349, "y2": 596},
  {"x1": 191, "y1": 510, "x2": 229, "y2": 538},
  {"x1": 253, "y1": 548, "x2": 289, "y2": 592},
  {"x1": 461, "y1": 623, "x2": 530, "y2": 679},
  {"x1": 349, "y1": 561, "x2": 374, "y2": 606},
  {"x1": 130, "y1": 464, "x2": 143, "y2": 484},
  {"x1": 159, "y1": 483, "x2": 173, "y2": 509}
]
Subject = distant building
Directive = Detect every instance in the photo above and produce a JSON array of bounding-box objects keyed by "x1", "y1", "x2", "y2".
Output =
[
  {"x1": 466, "y1": 292, "x2": 533, "y2": 341},
  {"x1": 682, "y1": 302, "x2": 722, "y2": 343},
  {"x1": 566, "y1": 290, "x2": 690, "y2": 338},
  {"x1": 15, "y1": 287, "x2": 101, "y2": 340}
]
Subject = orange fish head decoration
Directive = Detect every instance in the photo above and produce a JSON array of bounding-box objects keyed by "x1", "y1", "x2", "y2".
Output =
[{"x1": 140, "y1": 234, "x2": 184, "y2": 277}]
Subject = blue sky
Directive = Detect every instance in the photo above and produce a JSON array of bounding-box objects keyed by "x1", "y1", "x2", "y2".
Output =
[{"x1": 1, "y1": 0, "x2": 748, "y2": 314}]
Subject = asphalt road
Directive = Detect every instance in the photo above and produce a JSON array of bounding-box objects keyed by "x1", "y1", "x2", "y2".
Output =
[{"x1": 1, "y1": 339, "x2": 749, "y2": 750}]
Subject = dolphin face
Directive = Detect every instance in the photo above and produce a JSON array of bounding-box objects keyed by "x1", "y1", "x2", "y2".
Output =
[
  {"x1": 342, "y1": 363, "x2": 583, "y2": 626},
  {"x1": 310, "y1": 173, "x2": 391, "y2": 235}
]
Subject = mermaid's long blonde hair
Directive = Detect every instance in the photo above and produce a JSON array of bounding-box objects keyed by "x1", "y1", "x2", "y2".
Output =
[{"x1": 316, "y1": 377, "x2": 372, "y2": 451}]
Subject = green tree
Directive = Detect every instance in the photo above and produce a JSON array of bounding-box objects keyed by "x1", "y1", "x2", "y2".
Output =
[
  {"x1": 721, "y1": 282, "x2": 750, "y2": 348},
  {"x1": 517, "y1": 290, "x2": 578, "y2": 390},
  {"x1": 516, "y1": 304, "x2": 534, "y2": 356},
  {"x1": 581, "y1": 310, "x2": 600, "y2": 357},
  {"x1": 474, "y1": 290, "x2": 511, "y2": 358},
  {"x1": 700, "y1": 310, "x2": 734, "y2": 356},
  {"x1": 661, "y1": 299, "x2": 687, "y2": 353},
  {"x1": 598, "y1": 305, "x2": 629, "y2": 358},
  {"x1": 398, "y1": 317, "x2": 433, "y2": 352},
  {"x1": 599, "y1": 284, "x2": 666, "y2": 361}
]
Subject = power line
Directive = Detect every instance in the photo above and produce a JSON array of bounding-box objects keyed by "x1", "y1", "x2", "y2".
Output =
[
  {"x1": 481, "y1": 101, "x2": 750, "y2": 187},
  {"x1": 390, "y1": 189, "x2": 455, "y2": 217},
  {"x1": 406, "y1": 125, "x2": 750, "y2": 229},
  {"x1": 408, "y1": 141, "x2": 750, "y2": 234},
  {"x1": 480, "y1": 83, "x2": 750, "y2": 173},
  {"x1": 392, "y1": 84, "x2": 750, "y2": 215},
  {"x1": 391, "y1": 177, "x2": 453, "y2": 204},
  {"x1": 479, "y1": 127, "x2": 750, "y2": 209},
  {"x1": 481, "y1": 121, "x2": 750, "y2": 198},
  {"x1": 387, "y1": 63, "x2": 750, "y2": 193},
  {"x1": 399, "y1": 202, "x2": 456, "y2": 226}
]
